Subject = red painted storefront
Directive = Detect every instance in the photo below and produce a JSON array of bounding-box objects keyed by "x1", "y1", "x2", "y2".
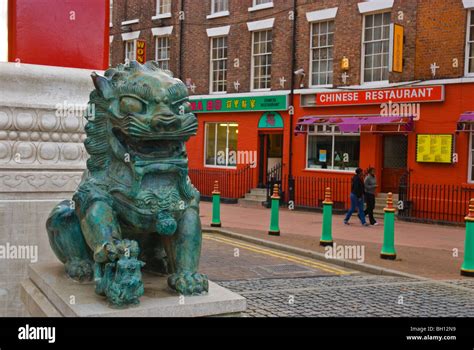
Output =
[{"x1": 187, "y1": 83, "x2": 474, "y2": 223}]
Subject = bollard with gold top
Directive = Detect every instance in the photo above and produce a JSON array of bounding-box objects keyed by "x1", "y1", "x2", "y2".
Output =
[
  {"x1": 380, "y1": 192, "x2": 397, "y2": 260},
  {"x1": 268, "y1": 184, "x2": 281, "y2": 236},
  {"x1": 461, "y1": 198, "x2": 474, "y2": 277},
  {"x1": 210, "y1": 180, "x2": 222, "y2": 227},
  {"x1": 320, "y1": 187, "x2": 334, "y2": 247}
]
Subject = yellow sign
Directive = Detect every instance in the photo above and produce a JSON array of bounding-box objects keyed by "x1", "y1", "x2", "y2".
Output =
[
  {"x1": 392, "y1": 24, "x2": 404, "y2": 73},
  {"x1": 416, "y1": 134, "x2": 453, "y2": 164},
  {"x1": 136, "y1": 40, "x2": 146, "y2": 64}
]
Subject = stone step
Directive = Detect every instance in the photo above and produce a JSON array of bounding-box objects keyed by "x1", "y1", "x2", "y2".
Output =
[
  {"x1": 244, "y1": 194, "x2": 268, "y2": 201},
  {"x1": 238, "y1": 198, "x2": 266, "y2": 208},
  {"x1": 249, "y1": 188, "x2": 267, "y2": 196}
]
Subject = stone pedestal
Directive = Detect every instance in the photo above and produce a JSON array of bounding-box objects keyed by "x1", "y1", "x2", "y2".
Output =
[
  {"x1": 20, "y1": 263, "x2": 246, "y2": 317},
  {"x1": 0, "y1": 62, "x2": 95, "y2": 316}
]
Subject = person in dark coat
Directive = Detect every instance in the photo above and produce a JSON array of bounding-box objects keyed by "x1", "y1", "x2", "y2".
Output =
[
  {"x1": 364, "y1": 167, "x2": 378, "y2": 226},
  {"x1": 344, "y1": 168, "x2": 369, "y2": 226}
]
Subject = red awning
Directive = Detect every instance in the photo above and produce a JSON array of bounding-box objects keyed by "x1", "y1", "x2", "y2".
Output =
[{"x1": 295, "y1": 115, "x2": 414, "y2": 134}]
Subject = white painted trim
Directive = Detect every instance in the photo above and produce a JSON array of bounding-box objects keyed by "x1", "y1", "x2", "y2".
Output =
[
  {"x1": 207, "y1": 11, "x2": 230, "y2": 19},
  {"x1": 465, "y1": 10, "x2": 474, "y2": 77},
  {"x1": 109, "y1": 35, "x2": 114, "y2": 44},
  {"x1": 209, "y1": 36, "x2": 228, "y2": 94},
  {"x1": 121, "y1": 31, "x2": 141, "y2": 41},
  {"x1": 308, "y1": 20, "x2": 335, "y2": 88},
  {"x1": 190, "y1": 90, "x2": 290, "y2": 99},
  {"x1": 152, "y1": 13, "x2": 172, "y2": 20},
  {"x1": 247, "y1": 18, "x2": 275, "y2": 31},
  {"x1": 121, "y1": 19, "x2": 139, "y2": 25},
  {"x1": 306, "y1": 7, "x2": 338, "y2": 22},
  {"x1": 248, "y1": 2, "x2": 274, "y2": 12},
  {"x1": 151, "y1": 26, "x2": 173, "y2": 36},
  {"x1": 206, "y1": 25, "x2": 231, "y2": 37},
  {"x1": 464, "y1": 0, "x2": 474, "y2": 9},
  {"x1": 295, "y1": 76, "x2": 474, "y2": 96},
  {"x1": 358, "y1": 0, "x2": 394, "y2": 14}
]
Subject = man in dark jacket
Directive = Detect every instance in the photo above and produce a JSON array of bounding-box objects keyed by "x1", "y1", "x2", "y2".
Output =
[
  {"x1": 364, "y1": 167, "x2": 378, "y2": 226},
  {"x1": 344, "y1": 168, "x2": 369, "y2": 226}
]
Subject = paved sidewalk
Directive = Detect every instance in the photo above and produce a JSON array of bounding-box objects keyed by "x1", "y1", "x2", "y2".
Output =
[{"x1": 199, "y1": 202, "x2": 469, "y2": 280}]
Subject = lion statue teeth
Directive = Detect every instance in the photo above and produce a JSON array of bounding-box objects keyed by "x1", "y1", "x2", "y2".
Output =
[{"x1": 46, "y1": 61, "x2": 208, "y2": 307}]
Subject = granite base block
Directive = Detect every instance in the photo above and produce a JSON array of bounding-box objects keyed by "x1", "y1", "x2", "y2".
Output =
[{"x1": 21, "y1": 263, "x2": 246, "y2": 317}]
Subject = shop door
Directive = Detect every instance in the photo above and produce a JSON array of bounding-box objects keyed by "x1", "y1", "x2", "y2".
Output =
[
  {"x1": 381, "y1": 135, "x2": 408, "y2": 194},
  {"x1": 258, "y1": 133, "x2": 283, "y2": 188}
]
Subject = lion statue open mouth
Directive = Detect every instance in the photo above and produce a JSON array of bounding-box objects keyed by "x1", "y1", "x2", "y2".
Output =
[{"x1": 46, "y1": 61, "x2": 208, "y2": 307}]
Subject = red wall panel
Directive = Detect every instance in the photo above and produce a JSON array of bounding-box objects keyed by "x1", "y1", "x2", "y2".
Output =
[{"x1": 8, "y1": 0, "x2": 109, "y2": 70}]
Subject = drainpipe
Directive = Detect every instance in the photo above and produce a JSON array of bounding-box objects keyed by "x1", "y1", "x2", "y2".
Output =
[
  {"x1": 288, "y1": 0, "x2": 297, "y2": 203},
  {"x1": 179, "y1": 0, "x2": 185, "y2": 80}
]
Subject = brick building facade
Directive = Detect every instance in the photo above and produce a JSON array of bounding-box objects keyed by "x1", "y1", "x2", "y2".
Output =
[{"x1": 109, "y1": 0, "x2": 474, "y2": 224}]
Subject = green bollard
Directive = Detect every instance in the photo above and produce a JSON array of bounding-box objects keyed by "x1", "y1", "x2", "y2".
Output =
[
  {"x1": 320, "y1": 187, "x2": 334, "y2": 247},
  {"x1": 211, "y1": 180, "x2": 222, "y2": 227},
  {"x1": 380, "y1": 192, "x2": 397, "y2": 260},
  {"x1": 268, "y1": 184, "x2": 280, "y2": 236},
  {"x1": 461, "y1": 198, "x2": 474, "y2": 277}
]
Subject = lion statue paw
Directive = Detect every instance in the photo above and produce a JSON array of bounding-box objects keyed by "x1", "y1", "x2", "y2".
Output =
[{"x1": 168, "y1": 271, "x2": 209, "y2": 296}]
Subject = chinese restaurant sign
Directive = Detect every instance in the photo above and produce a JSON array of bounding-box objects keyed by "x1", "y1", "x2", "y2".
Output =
[
  {"x1": 390, "y1": 24, "x2": 404, "y2": 73},
  {"x1": 416, "y1": 134, "x2": 453, "y2": 164},
  {"x1": 315, "y1": 86, "x2": 444, "y2": 107},
  {"x1": 258, "y1": 112, "x2": 284, "y2": 128},
  {"x1": 136, "y1": 40, "x2": 146, "y2": 64},
  {"x1": 190, "y1": 95, "x2": 288, "y2": 113}
]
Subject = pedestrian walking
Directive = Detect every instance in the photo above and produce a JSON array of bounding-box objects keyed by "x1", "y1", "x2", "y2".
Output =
[
  {"x1": 364, "y1": 167, "x2": 378, "y2": 226},
  {"x1": 344, "y1": 168, "x2": 369, "y2": 226}
]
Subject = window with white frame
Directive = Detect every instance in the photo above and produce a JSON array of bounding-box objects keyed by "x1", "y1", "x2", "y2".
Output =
[
  {"x1": 212, "y1": 0, "x2": 228, "y2": 14},
  {"x1": 467, "y1": 10, "x2": 474, "y2": 74},
  {"x1": 210, "y1": 36, "x2": 228, "y2": 93},
  {"x1": 252, "y1": 30, "x2": 272, "y2": 90},
  {"x1": 362, "y1": 12, "x2": 391, "y2": 83},
  {"x1": 307, "y1": 125, "x2": 360, "y2": 171},
  {"x1": 155, "y1": 36, "x2": 170, "y2": 70},
  {"x1": 110, "y1": 0, "x2": 113, "y2": 26},
  {"x1": 310, "y1": 20, "x2": 334, "y2": 86},
  {"x1": 124, "y1": 40, "x2": 136, "y2": 63},
  {"x1": 254, "y1": 0, "x2": 272, "y2": 5},
  {"x1": 157, "y1": 0, "x2": 171, "y2": 15},
  {"x1": 205, "y1": 123, "x2": 238, "y2": 167}
]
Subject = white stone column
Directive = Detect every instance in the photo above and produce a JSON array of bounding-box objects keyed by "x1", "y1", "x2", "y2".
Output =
[{"x1": 0, "y1": 62, "x2": 99, "y2": 316}]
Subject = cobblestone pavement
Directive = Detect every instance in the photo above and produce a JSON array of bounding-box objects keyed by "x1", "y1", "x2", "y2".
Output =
[
  {"x1": 200, "y1": 233, "x2": 474, "y2": 317},
  {"x1": 216, "y1": 276, "x2": 474, "y2": 317}
]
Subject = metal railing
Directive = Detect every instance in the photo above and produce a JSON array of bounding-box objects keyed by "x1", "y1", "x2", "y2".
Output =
[
  {"x1": 398, "y1": 182, "x2": 474, "y2": 224},
  {"x1": 291, "y1": 176, "x2": 352, "y2": 211},
  {"x1": 266, "y1": 163, "x2": 284, "y2": 206},
  {"x1": 188, "y1": 164, "x2": 256, "y2": 200}
]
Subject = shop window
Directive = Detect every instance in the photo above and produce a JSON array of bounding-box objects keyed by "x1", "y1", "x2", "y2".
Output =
[
  {"x1": 155, "y1": 36, "x2": 170, "y2": 70},
  {"x1": 211, "y1": 0, "x2": 228, "y2": 14},
  {"x1": 205, "y1": 122, "x2": 238, "y2": 167},
  {"x1": 252, "y1": 29, "x2": 272, "y2": 91},
  {"x1": 124, "y1": 40, "x2": 136, "y2": 64},
  {"x1": 210, "y1": 36, "x2": 228, "y2": 93},
  {"x1": 307, "y1": 125, "x2": 360, "y2": 171},
  {"x1": 466, "y1": 10, "x2": 474, "y2": 75},
  {"x1": 362, "y1": 12, "x2": 390, "y2": 83},
  {"x1": 310, "y1": 20, "x2": 334, "y2": 86}
]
